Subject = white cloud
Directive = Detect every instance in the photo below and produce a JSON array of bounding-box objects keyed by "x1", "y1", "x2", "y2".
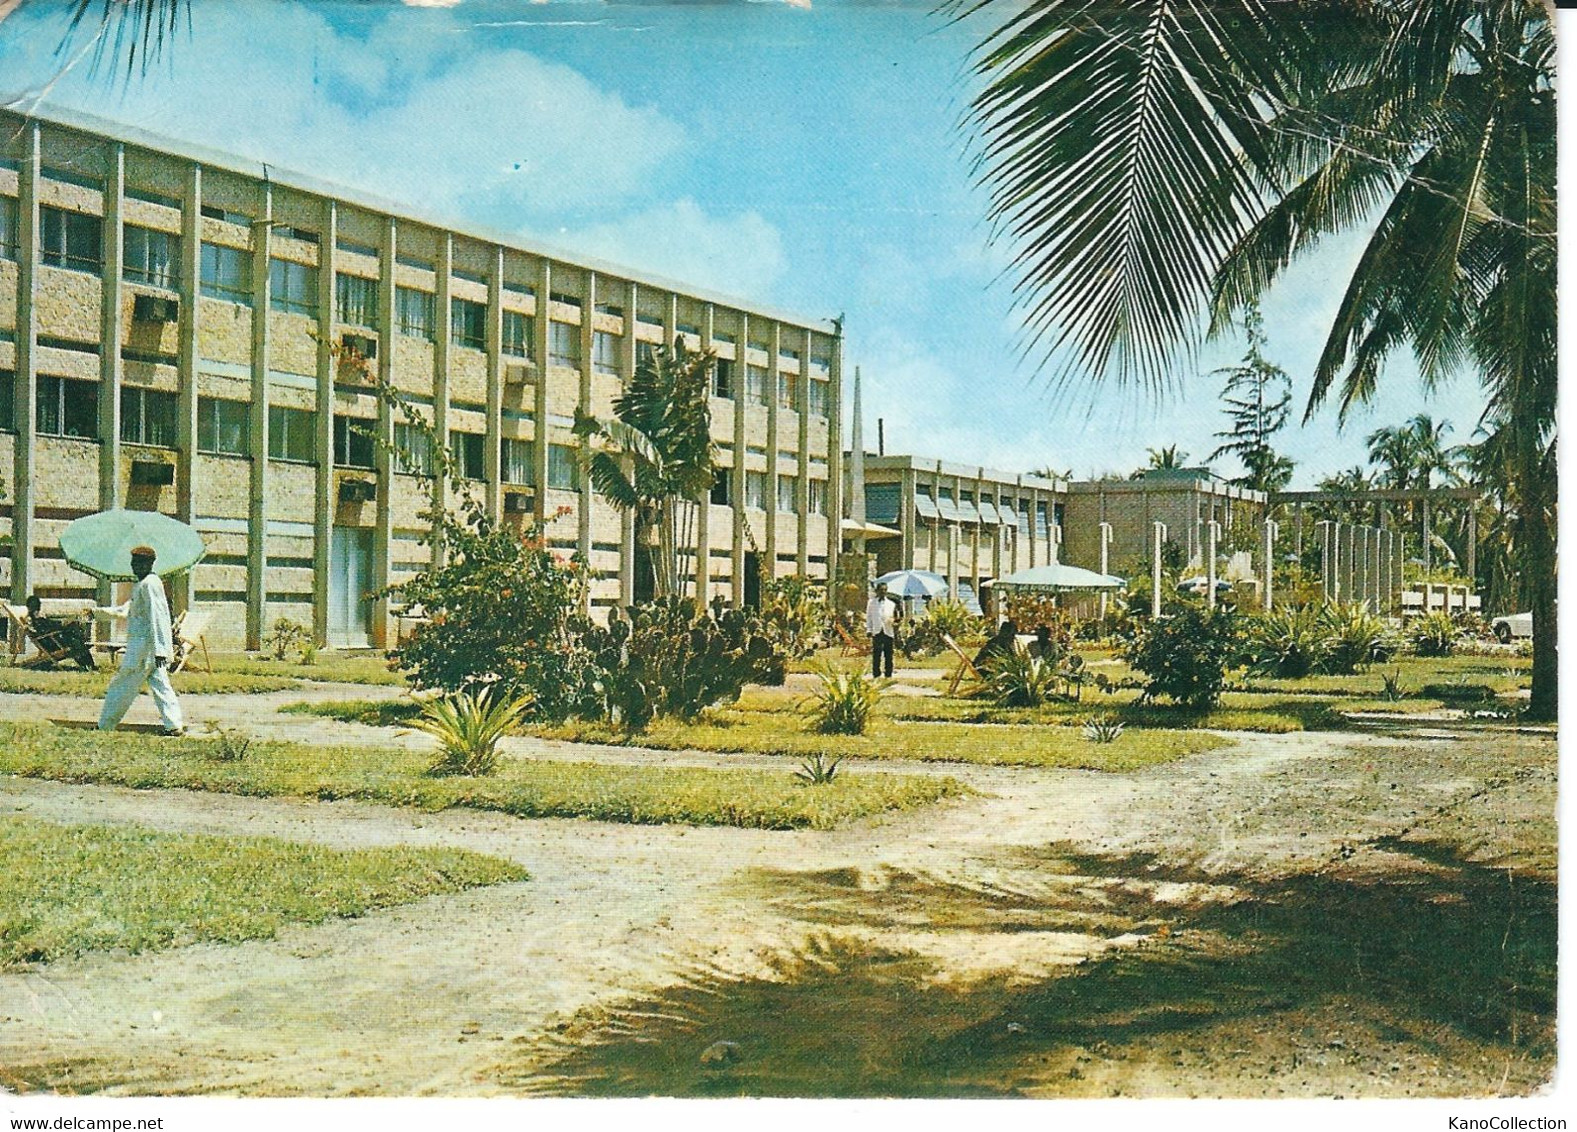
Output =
[{"x1": 563, "y1": 198, "x2": 787, "y2": 300}]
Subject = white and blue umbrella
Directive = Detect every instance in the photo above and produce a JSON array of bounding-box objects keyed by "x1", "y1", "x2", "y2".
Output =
[{"x1": 873, "y1": 569, "x2": 949, "y2": 600}]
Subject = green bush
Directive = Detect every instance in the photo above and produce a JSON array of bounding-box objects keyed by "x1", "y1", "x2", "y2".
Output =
[
  {"x1": 262, "y1": 617, "x2": 312, "y2": 663},
  {"x1": 1246, "y1": 606, "x2": 1326, "y2": 678},
  {"x1": 1419, "y1": 681, "x2": 1496, "y2": 704},
  {"x1": 806, "y1": 670, "x2": 885, "y2": 735},
  {"x1": 413, "y1": 688, "x2": 533, "y2": 777},
  {"x1": 1320, "y1": 603, "x2": 1393, "y2": 675},
  {"x1": 1409, "y1": 612, "x2": 1461, "y2": 658},
  {"x1": 758, "y1": 575, "x2": 829, "y2": 661},
  {"x1": 1125, "y1": 606, "x2": 1240, "y2": 709},
  {"x1": 989, "y1": 650, "x2": 1059, "y2": 707}
]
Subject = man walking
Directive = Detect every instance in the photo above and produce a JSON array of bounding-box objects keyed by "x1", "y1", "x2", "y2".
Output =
[
  {"x1": 866, "y1": 582, "x2": 898, "y2": 679},
  {"x1": 99, "y1": 546, "x2": 185, "y2": 735}
]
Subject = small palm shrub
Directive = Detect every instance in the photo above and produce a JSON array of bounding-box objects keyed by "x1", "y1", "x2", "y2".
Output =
[
  {"x1": 1379, "y1": 669, "x2": 1407, "y2": 702},
  {"x1": 1246, "y1": 607, "x2": 1326, "y2": 678},
  {"x1": 203, "y1": 720, "x2": 252, "y2": 762},
  {"x1": 1082, "y1": 715, "x2": 1124, "y2": 744},
  {"x1": 926, "y1": 598, "x2": 986, "y2": 645},
  {"x1": 807, "y1": 670, "x2": 885, "y2": 735},
  {"x1": 989, "y1": 650, "x2": 1059, "y2": 707},
  {"x1": 1125, "y1": 606, "x2": 1240, "y2": 709},
  {"x1": 794, "y1": 753, "x2": 844, "y2": 785},
  {"x1": 414, "y1": 688, "x2": 532, "y2": 777},
  {"x1": 1320, "y1": 603, "x2": 1391, "y2": 675},
  {"x1": 1409, "y1": 611, "x2": 1460, "y2": 657}
]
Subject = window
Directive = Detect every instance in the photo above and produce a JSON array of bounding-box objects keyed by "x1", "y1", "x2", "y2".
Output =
[
  {"x1": 547, "y1": 443, "x2": 578, "y2": 490},
  {"x1": 119, "y1": 385, "x2": 177, "y2": 447},
  {"x1": 502, "y1": 310, "x2": 532, "y2": 358},
  {"x1": 809, "y1": 479, "x2": 827, "y2": 515},
  {"x1": 202, "y1": 204, "x2": 252, "y2": 226},
  {"x1": 278, "y1": 226, "x2": 319, "y2": 245},
  {"x1": 268, "y1": 405, "x2": 314, "y2": 463},
  {"x1": 592, "y1": 330, "x2": 620, "y2": 376},
  {"x1": 394, "y1": 422, "x2": 434, "y2": 475},
  {"x1": 1035, "y1": 501, "x2": 1050, "y2": 538},
  {"x1": 710, "y1": 469, "x2": 732, "y2": 506},
  {"x1": 745, "y1": 470, "x2": 767, "y2": 511},
  {"x1": 40, "y1": 206, "x2": 102, "y2": 273},
  {"x1": 36, "y1": 376, "x2": 97, "y2": 439},
  {"x1": 197, "y1": 396, "x2": 249, "y2": 456},
  {"x1": 777, "y1": 474, "x2": 797, "y2": 513},
  {"x1": 0, "y1": 196, "x2": 18, "y2": 261},
  {"x1": 335, "y1": 237, "x2": 378, "y2": 258},
  {"x1": 0, "y1": 369, "x2": 12, "y2": 430},
  {"x1": 746, "y1": 365, "x2": 769, "y2": 405},
  {"x1": 336, "y1": 273, "x2": 379, "y2": 328},
  {"x1": 501, "y1": 437, "x2": 534, "y2": 485},
  {"x1": 451, "y1": 298, "x2": 486, "y2": 350},
  {"x1": 712, "y1": 359, "x2": 734, "y2": 400},
  {"x1": 123, "y1": 225, "x2": 179, "y2": 289},
  {"x1": 636, "y1": 340, "x2": 657, "y2": 369},
  {"x1": 333, "y1": 415, "x2": 375, "y2": 468},
  {"x1": 807, "y1": 378, "x2": 829, "y2": 418},
  {"x1": 200, "y1": 243, "x2": 251, "y2": 303},
  {"x1": 777, "y1": 372, "x2": 799, "y2": 411},
  {"x1": 397, "y1": 287, "x2": 435, "y2": 340},
  {"x1": 449, "y1": 430, "x2": 484, "y2": 480},
  {"x1": 549, "y1": 321, "x2": 580, "y2": 368},
  {"x1": 269, "y1": 258, "x2": 318, "y2": 316}
]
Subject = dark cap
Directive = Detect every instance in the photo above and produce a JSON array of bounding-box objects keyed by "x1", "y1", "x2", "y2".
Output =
[{"x1": 130, "y1": 546, "x2": 157, "y2": 559}]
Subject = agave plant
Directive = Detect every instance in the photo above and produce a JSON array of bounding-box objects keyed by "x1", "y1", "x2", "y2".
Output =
[
  {"x1": 1082, "y1": 715, "x2": 1125, "y2": 744},
  {"x1": 1379, "y1": 669, "x2": 1407, "y2": 703},
  {"x1": 794, "y1": 753, "x2": 844, "y2": 786},
  {"x1": 1408, "y1": 612, "x2": 1460, "y2": 659},
  {"x1": 1319, "y1": 603, "x2": 1391, "y2": 675},
  {"x1": 1246, "y1": 607, "x2": 1327, "y2": 679},
  {"x1": 806, "y1": 669, "x2": 885, "y2": 736},
  {"x1": 989, "y1": 650, "x2": 1059, "y2": 708},
  {"x1": 413, "y1": 687, "x2": 533, "y2": 777}
]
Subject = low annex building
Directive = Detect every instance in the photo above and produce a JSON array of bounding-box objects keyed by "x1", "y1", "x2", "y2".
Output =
[{"x1": 0, "y1": 107, "x2": 842, "y2": 648}]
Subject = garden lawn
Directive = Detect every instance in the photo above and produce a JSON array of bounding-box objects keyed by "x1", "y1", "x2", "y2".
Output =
[
  {"x1": 0, "y1": 667, "x2": 301, "y2": 697},
  {"x1": 532, "y1": 713, "x2": 1225, "y2": 771},
  {"x1": 209, "y1": 652, "x2": 407, "y2": 686},
  {"x1": 0, "y1": 814, "x2": 525, "y2": 967},
  {"x1": 0, "y1": 724, "x2": 963, "y2": 831}
]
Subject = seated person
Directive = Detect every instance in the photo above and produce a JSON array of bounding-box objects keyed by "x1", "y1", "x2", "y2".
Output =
[
  {"x1": 24, "y1": 595, "x2": 97, "y2": 670},
  {"x1": 973, "y1": 618, "x2": 1020, "y2": 673},
  {"x1": 1029, "y1": 624, "x2": 1057, "y2": 660}
]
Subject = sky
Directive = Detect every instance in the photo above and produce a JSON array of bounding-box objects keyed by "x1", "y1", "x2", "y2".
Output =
[{"x1": 0, "y1": 0, "x2": 1488, "y2": 487}]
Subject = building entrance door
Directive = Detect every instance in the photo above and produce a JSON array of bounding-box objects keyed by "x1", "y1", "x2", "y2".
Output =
[{"x1": 328, "y1": 526, "x2": 374, "y2": 648}]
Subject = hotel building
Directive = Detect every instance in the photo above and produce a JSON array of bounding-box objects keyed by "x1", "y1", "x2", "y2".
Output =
[{"x1": 0, "y1": 107, "x2": 842, "y2": 648}]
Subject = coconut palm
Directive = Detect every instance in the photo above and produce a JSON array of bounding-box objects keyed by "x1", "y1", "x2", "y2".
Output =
[
  {"x1": 1130, "y1": 445, "x2": 1191, "y2": 479},
  {"x1": 573, "y1": 339, "x2": 717, "y2": 600},
  {"x1": 955, "y1": 0, "x2": 1556, "y2": 719}
]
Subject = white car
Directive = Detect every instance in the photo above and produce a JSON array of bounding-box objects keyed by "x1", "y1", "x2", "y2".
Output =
[{"x1": 1491, "y1": 612, "x2": 1533, "y2": 643}]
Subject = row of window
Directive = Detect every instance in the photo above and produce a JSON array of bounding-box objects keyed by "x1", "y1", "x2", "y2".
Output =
[{"x1": 708, "y1": 469, "x2": 828, "y2": 515}]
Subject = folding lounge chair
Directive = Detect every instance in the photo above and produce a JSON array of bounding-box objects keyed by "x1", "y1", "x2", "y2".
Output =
[
  {"x1": 2, "y1": 603, "x2": 28, "y2": 665},
  {"x1": 834, "y1": 618, "x2": 871, "y2": 658},
  {"x1": 171, "y1": 609, "x2": 214, "y2": 674},
  {"x1": 941, "y1": 633, "x2": 985, "y2": 696},
  {"x1": 8, "y1": 606, "x2": 97, "y2": 670}
]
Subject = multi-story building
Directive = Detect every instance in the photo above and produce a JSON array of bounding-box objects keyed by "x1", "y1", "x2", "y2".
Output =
[
  {"x1": 1063, "y1": 468, "x2": 1267, "y2": 578},
  {"x1": 0, "y1": 107, "x2": 841, "y2": 648},
  {"x1": 852, "y1": 454, "x2": 1068, "y2": 606}
]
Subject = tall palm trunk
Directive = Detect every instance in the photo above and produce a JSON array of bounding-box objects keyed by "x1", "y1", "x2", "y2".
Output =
[{"x1": 1521, "y1": 454, "x2": 1557, "y2": 721}]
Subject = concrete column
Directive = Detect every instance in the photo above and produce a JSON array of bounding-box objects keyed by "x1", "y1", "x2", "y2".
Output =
[
  {"x1": 483, "y1": 246, "x2": 503, "y2": 523},
  {"x1": 662, "y1": 292, "x2": 686, "y2": 594},
  {"x1": 1294, "y1": 502, "x2": 1304, "y2": 559},
  {"x1": 1421, "y1": 498, "x2": 1432, "y2": 574},
  {"x1": 311, "y1": 199, "x2": 335, "y2": 648},
  {"x1": 1262, "y1": 519, "x2": 1277, "y2": 612},
  {"x1": 97, "y1": 145, "x2": 124, "y2": 586},
  {"x1": 1318, "y1": 521, "x2": 1332, "y2": 603},
  {"x1": 245, "y1": 188, "x2": 273, "y2": 650},
  {"x1": 620, "y1": 280, "x2": 638, "y2": 606},
  {"x1": 431, "y1": 234, "x2": 453, "y2": 561},
  {"x1": 1466, "y1": 501, "x2": 1478, "y2": 587},
  {"x1": 947, "y1": 522, "x2": 959, "y2": 601},
  {"x1": 10, "y1": 121, "x2": 39, "y2": 603},
  {"x1": 825, "y1": 329, "x2": 843, "y2": 585},
  {"x1": 579, "y1": 274, "x2": 596, "y2": 610},
  {"x1": 730, "y1": 310, "x2": 747, "y2": 606},
  {"x1": 1151, "y1": 521, "x2": 1167, "y2": 620},
  {"x1": 1205, "y1": 520, "x2": 1220, "y2": 610},
  {"x1": 369, "y1": 216, "x2": 397, "y2": 649},
  {"x1": 1358, "y1": 526, "x2": 1370, "y2": 608},
  {"x1": 764, "y1": 321, "x2": 780, "y2": 582},
  {"x1": 898, "y1": 467, "x2": 915, "y2": 570},
  {"x1": 1027, "y1": 486, "x2": 1039, "y2": 568},
  {"x1": 175, "y1": 161, "x2": 202, "y2": 618},
  {"x1": 532, "y1": 260, "x2": 551, "y2": 526},
  {"x1": 694, "y1": 299, "x2": 713, "y2": 602},
  {"x1": 1098, "y1": 521, "x2": 1112, "y2": 620},
  {"x1": 796, "y1": 326, "x2": 811, "y2": 577}
]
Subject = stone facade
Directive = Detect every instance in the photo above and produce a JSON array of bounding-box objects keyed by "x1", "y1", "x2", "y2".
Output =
[
  {"x1": 1, "y1": 107, "x2": 841, "y2": 649},
  {"x1": 1063, "y1": 470, "x2": 1268, "y2": 579}
]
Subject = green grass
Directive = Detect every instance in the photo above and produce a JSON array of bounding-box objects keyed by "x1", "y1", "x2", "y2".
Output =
[
  {"x1": 210, "y1": 652, "x2": 407, "y2": 686},
  {"x1": 0, "y1": 667, "x2": 302, "y2": 696},
  {"x1": 0, "y1": 814, "x2": 525, "y2": 967},
  {"x1": 0, "y1": 723, "x2": 964, "y2": 831},
  {"x1": 282, "y1": 697, "x2": 423, "y2": 727}
]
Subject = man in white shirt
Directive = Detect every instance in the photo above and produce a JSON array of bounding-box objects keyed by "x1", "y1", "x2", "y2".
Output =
[
  {"x1": 865, "y1": 582, "x2": 898, "y2": 679},
  {"x1": 98, "y1": 546, "x2": 185, "y2": 736}
]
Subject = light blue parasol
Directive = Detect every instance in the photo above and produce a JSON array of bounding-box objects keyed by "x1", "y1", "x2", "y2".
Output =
[
  {"x1": 59, "y1": 509, "x2": 207, "y2": 582},
  {"x1": 873, "y1": 568, "x2": 950, "y2": 600}
]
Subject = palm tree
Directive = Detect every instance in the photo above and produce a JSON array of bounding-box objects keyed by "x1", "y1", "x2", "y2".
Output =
[
  {"x1": 573, "y1": 340, "x2": 717, "y2": 601},
  {"x1": 1131, "y1": 445, "x2": 1191, "y2": 479},
  {"x1": 955, "y1": 0, "x2": 1556, "y2": 719}
]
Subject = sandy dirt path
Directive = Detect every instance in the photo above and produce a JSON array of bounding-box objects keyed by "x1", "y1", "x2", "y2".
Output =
[{"x1": 0, "y1": 689, "x2": 1556, "y2": 1096}]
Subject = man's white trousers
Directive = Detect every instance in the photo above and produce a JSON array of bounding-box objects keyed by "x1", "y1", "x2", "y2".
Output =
[{"x1": 98, "y1": 653, "x2": 184, "y2": 731}]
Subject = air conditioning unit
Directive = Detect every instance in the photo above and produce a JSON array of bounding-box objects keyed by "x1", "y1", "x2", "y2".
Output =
[
  {"x1": 341, "y1": 332, "x2": 377, "y2": 361},
  {"x1": 338, "y1": 479, "x2": 376, "y2": 504},
  {"x1": 132, "y1": 294, "x2": 179, "y2": 323},
  {"x1": 504, "y1": 361, "x2": 535, "y2": 387},
  {"x1": 130, "y1": 460, "x2": 175, "y2": 486},
  {"x1": 503, "y1": 491, "x2": 534, "y2": 515}
]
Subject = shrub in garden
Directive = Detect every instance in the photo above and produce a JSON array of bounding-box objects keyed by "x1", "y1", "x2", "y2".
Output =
[
  {"x1": 1420, "y1": 681, "x2": 1496, "y2": 704},
  {"x1": 1125, "y1": 606, "x2": 1240, "y2": 709},
  {"x1": 1320, "y1": 603, "x2": 1393, "y2": 674},
  {"x1": 262, "y1": 617, "x2": 312, "y2": 662},
  {"x1": 413, "y1": 688, "x2": 533, "y2": 777},
  {"x1": 1245, "y1": 606, "x2": 1326, "y2": 678},
  {"x1": 926, "y1": 598, "x2": 986, "y2": 644},
  {"x1": 1082, "y1": 715, "x2": 1125, "y2": 744},
  {"x1": 758, "y1": 575, "x2": 830, "y2": 661},
  {"x1": 1408, "y1": 611, "x2": 1460, "y2": 658},
  {"x1": 794, "y1": 753, "x2": 844, "y2": 785},
  {"x1": 806, "y1": 670, "x2": 885, "y2": 735},
  {"x1": 989, "y1": 650, "x2": 1060, "y2": 707}
]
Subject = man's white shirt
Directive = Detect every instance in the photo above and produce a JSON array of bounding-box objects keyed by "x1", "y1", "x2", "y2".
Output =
[{"x1": 866, "y1": 595, "x2": 897, "y2": 637}]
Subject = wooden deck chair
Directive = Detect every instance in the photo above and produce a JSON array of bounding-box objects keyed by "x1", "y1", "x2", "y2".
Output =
[
  {"x1": 2, "y1": 603, "x2": 29, "y2": 665},
  {"x1": 171, "y1": 609, "x2": 214, "y2": 674},
  {"x1": 941, "y1": 633, "x2": 985, "y2": 696},
  {"x1": 6, "y1": 605, "x2": 96, "y2": 670},
  {"x1": 833, "y1": 618, "x2": 870, "y2": 657}
]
